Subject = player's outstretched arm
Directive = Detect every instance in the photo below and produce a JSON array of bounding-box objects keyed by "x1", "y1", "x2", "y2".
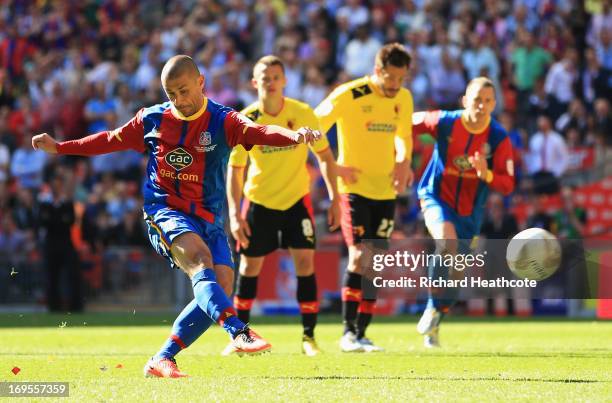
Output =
[
  {"x1": 33, "y1": 110, "x2": 146, "y2": 156},
  {"x1": 224, "y1": 111, "x2": 321, "y2": 148}
]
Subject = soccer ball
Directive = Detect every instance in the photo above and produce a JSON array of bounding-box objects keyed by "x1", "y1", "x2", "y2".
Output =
[{"x1": 506, "y1": 228, "x2": 562, "y2": 281}]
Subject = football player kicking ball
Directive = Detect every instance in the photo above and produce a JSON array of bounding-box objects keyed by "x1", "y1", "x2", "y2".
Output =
[
  {"x1": 224, "y1": 55, "x2": 341, "y2": 356},
  {"x1": 32, "y1": 55, "x2": 320, "y2": 377},
  {"x1": 315, "y1": 43, "x2": 414, "y2": 352},
  {"x1": 413, "y1": 77, "x2": 514, "y2": 348}
]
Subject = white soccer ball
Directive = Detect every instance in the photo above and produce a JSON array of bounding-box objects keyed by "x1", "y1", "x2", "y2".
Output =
[{"x1": 506, "y1": 228, "x2": 562, "y2": 281}]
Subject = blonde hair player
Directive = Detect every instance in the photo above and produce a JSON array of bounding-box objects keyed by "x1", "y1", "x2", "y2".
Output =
[{"x1": 413, "y1": 77, "x2": 514, "y2": 347}]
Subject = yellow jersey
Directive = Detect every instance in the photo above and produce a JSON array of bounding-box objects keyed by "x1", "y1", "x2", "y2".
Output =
[
  {"x1": 315, "y1": 75, "x2": 413, "y2": 200},
  {"x1": 229, "y1": 97, "x2": 330, "y2": 210}
]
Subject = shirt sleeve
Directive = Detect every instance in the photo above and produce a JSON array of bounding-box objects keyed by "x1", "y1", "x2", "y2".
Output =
[
  {"x1": 224, "y1": 110, "x2": 300, "y2": 149},
  {"x1": 412, "y1": 110, "x2": 441, "y2": 137},
  {"x1": 489, "y1": 136, "x2": 515, "y2": 195},
  {"x1": 228, "y1": 145, "x2": 249, "y2": 168},
  {"x1": 57, "y1": 108, "x2": 146, "y2": 155},
  {"x1": 314, "y1": 87, "x2": 344, "y2": 134}
]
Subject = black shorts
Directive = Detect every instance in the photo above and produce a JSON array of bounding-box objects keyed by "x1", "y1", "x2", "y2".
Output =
[
  {"x1": 340, "y1": 193, "x2": 395, "y2": 246},
  {"x1": 239, "y1": 195, "x2": 316, "y2": 257}
]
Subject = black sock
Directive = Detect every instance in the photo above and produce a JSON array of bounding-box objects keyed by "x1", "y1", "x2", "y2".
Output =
[
  {"x1": 297, "y1": 274, "x2": 318, "y2": 338},
  {"x1": 234, "y1": 274, "x2": 258, "y2": 324},
  {"x1": 356, "y1": 299, "x2": 376, "y2": 339},
  {"x1": 341, "y1": 271, "x2": 362, "y2": 335}
]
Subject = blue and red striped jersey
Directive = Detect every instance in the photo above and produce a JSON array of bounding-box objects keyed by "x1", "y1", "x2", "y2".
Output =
[
  {"x1": 57, "y1": 98, "x2": 302, "y2": 226},
  {"x1": 413, "y1": 110, "x2": 514, "y2": 217}
]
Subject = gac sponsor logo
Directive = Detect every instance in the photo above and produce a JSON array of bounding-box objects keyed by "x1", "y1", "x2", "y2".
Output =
[
  {"x1": 165, "y1": 148, "x2": 193, "y2": 170},
  {"x1": 159, "y1": 168, "x2": 199, "y2": 182}
]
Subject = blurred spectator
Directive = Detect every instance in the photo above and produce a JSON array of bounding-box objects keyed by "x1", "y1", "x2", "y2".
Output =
[
  {"x1": 526, "y1": 194, "x2": 554, "y2": 231},
  {"x1": 0, "y1": 215, "x2": 31, "y2": 263},
  {"x1": 582, "y1": 47, "x2": 611, "y2": 107},
  {"x1": 499, "y1": 111, "x2": 525, "y2": 188},
  {"x1": 336, "y1": 0, "x2": 370, "y2": 33},
  {"x1": 10, "y1": 133, "x2": 48, "y2": 190},
  {"x1": 527, "y1": 78, "x2": 550, "y2": 132},
  {"x1": 429, "y1": 51, "x2": 465, "y2": 109},
  {"x1": 105, "y1": 181, "x2": 138, "y2": 226},
  {"x1": 206, "y1": 70, "x2": 239, "y2": 108},
  {"x1": 279, "y1": 47, "x2": 303, "y2": 100},
  {"x1": 595, "y1": 28, "x2": 612, "y2": 70},
  {"x1": 112, "y1": 207, "x2": 148, "y2": 247},
  {"x1": 511, "y1": 30, "x2": 552, "y2": 123},
  {"x1": 552, "y1": 187, "x2": 586, "y2": 240},
  {"x1": 544, "y1": 48, "x2": 578, "y2": 120},
  {"x1": 0, "y1": 68, "x2": 16, "y2": 109},
  {"x1": 526, "y1": 115, "x2": 569, "y2": 194},
  {"x1": 556, "y1": 99, "x2": 588, "y2": 136},
  {"x1": 344, "y1": 25, "x2": 381, "y2": 78},
  {"x1": 462, "y1": 33, "x2": 500, "y2": 84},
  {"x1": 481, "y1": 193, "x2": 519, "y2": 239},
  {"x1": 11, "y1": 187, "x2": 37, "y2": 232},
  {"x1": 8, "y1": 95, "x2": 41, "y2": 147},
  {"x1": 38, "y1": 171, "x2": 82, "y2": 312},
  {"x1": 302, "y1": 67, "x2": 328, "y2": 108},
  {"x1": 394, "y1": 0, "x2": 427, "y2": 35},
  {"x1": 0, "y1": 141, "x2": 9, "y2": 184},
  {"x1": 84, "y1": 82, "x2": 116, "y2": 134},
  {"x1": 593, "y1": 98, "x2": 612, "y2": 145}
]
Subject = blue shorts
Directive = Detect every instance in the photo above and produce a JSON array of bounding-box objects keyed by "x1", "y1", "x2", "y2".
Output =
[
  {"x1": 143, "y1": 204, "x2": 234, "y2": 269},
  {"x1": 420, "y1": 197, "x2": 482, "y2": 252}
]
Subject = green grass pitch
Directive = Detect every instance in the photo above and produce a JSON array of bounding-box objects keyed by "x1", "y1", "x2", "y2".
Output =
[{"x1": 1, "y1": 314, "x2": 611, "y2": 401}]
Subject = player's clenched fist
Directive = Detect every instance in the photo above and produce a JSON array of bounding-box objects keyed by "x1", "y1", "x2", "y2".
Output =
[
  {"x1": 31, "y1": 133, "x2": 58, "y2": 154},
  {"x1": 295, "y1": 127, "x2": 321, "y2": 145}
]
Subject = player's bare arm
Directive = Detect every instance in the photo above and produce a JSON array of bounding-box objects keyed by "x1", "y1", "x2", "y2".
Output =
[
  {"x1": 227, "y1": 164, "x2": 251, "y2": 248},
  {"x1": 315, "y1": 148, "x2": 341, "y2": 231}
]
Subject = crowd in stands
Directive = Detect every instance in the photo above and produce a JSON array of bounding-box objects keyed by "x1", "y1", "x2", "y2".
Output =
[{"x1": 0, "y1": 1, "x2": 610, "y2": 306}]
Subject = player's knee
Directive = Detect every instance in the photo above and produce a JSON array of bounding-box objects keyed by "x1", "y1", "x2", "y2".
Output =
[
  {"x1": 347, "y1": 245, "x2": 364, "y2": 273},
  {"x1": 293, "y1": 254, "x2": 314, "y2": 276},
  {"x1": 239, "y1": 257, "x2": 263, "y2": 277},
  {"x1": 437, "y1": 239, "x2": 459, "y2": 256},
  {"x1": 185, "y1": 248, "x2": 213, "y2": 271}
]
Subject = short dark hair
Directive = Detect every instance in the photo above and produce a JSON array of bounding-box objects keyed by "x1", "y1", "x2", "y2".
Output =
[
  {"x1": 253, "y1": 55, "x2": 285, "y2": 76},
  {"x1": 161, "y1": 55, "x2": 200, "y2": 82},
  {"x1": 375, "y1": 43, "x2": 412, "y2": 69}
]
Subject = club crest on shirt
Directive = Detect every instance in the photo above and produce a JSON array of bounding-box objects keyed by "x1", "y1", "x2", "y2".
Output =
[
  {"x1": 165, "y1": 147, "x2": 193, "y2": 170},
  {"x1": 195, "y1": 131, "x2": 217, "y2": 152},
  {"x1": 199, "y1": 131, "x2": 211, "y2": 146}
]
